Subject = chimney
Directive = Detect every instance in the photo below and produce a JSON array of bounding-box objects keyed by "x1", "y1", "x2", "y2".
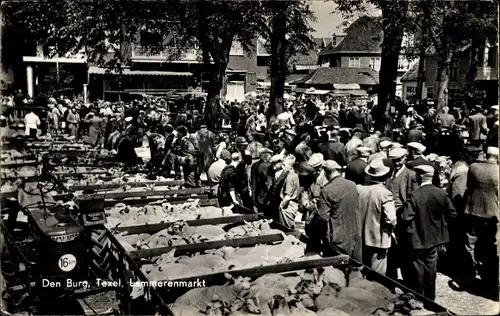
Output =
[{"x1": 333, "y1": 34, "x2": 346, "y2": 47}]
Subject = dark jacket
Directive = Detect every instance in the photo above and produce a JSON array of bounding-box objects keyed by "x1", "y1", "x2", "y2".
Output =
[
  {"x1": 316, "y1": 175, "x2": 361, "y2": 260},
  {"x1": 401, "y1": 183, "x2": 457, "y2": 249},
  {"x1": 251, "y1": 159, "x2": 272, "y2": 207},
  {"x1": 345, "y1": 158, "x2": 368, "y2": 185},
  {"x1": 218, "y1": 165, "x2": 237, "y2": 207},
  {"x1": 406, "y1": 128, "x2": 424, "y2": 144},
  {"x1": 319, "y1": 141, "x2": 347, "y2": 166},
  {"x1": 406, "y1": 157, "x2": 441, "y2": 187}
]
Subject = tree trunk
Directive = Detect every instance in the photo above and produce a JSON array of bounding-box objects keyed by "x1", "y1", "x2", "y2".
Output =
[
  {"x1": 375, "y1": 2, "x2": 407, "y2": 129},
  {"x1": 436, "y1": 52, "x2": 453, "y2": 113},
  {"x1": 415, "y1": 7, "x2": 430, "y2": 106},
  {"x1": 464, "y1": 39, "x2": 482, "y2": 99},
  {"x1": 268, "y1": 6, "x2": 287, "y2": 123},
  {"x1": 202, "y1": 33, "x2": 234, "y2": 129}
]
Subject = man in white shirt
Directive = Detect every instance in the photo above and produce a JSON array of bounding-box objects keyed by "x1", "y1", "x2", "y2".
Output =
[{"x1": 24, "y1": 110, "x2": 40, "y2": 138}]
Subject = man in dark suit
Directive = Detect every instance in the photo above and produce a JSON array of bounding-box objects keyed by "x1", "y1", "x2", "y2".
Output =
[
  {"x1": 319, "y1": 130, "x2": 347, "y2": 166},
  {"x1": 251, "y1": 148, "x2": 273, "y2": 213},
  {"x1": 345, "y1": 146, "x2": 370, "y2": 185},
  {"x1": 316, "y1": 160, "x2": 361, "y2": 260},
  {"x1": 406, "y1": 142, "x2": 440, "y2": 187},
  {"x1": 401, "y1": 165, "x2": 457, "y2": 300},
  {"x1": 405, "y1": 121, "x2": 425, "y2": 144}
]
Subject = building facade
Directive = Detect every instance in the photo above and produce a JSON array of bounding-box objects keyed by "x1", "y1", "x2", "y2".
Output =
[
  {"x1": 318, "y1": 16, "x2": 417, "y2": 99},
  {"x1": 401, "y1": 42, "x2": 497, "y2": 107},
  {"x1": 21, "y1": 36, "x2": 271, "y2": 102}
]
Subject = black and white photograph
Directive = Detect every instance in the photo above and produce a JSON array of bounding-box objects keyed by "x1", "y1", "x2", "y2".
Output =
[{"x1": 0, "y1": 0, "x2": 499, "y2": 315}]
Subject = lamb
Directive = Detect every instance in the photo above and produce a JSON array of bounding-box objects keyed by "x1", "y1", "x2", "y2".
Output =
[
  {"x1": 173, "y1": 285, "x2": 240, "y2": 310},
  {"x1": 177, "y1": 254, "x2": 228, "y2": 272},
  {"x1": 142, "y1": 262, "x2": 191, "y2": 280}
]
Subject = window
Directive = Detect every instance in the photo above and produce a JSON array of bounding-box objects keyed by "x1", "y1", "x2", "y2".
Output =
[
  {"x1": 349, "y1": 57, "x2": 360, "y2": 68},
  {"x1": 369, "y1": 58, "x2": 381, "y2": 71},
  {"x1": 427, "y1": 87, "x2": 434, "y2": 100},
  {"x1": 450, "y1": 60, "x2": 459, "y2": 81},
  {"x1": 406, "y1": 86, "x2": 416, "y2": 96},
  {"x1": 257, "y1": 56, "x2": 270, "y2": 67},
  {"x1": 230, "y1": 41, "x2": 244, "y2": 56}
]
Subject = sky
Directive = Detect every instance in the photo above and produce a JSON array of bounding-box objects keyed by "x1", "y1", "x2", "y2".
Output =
[{"x1": 309, "y1": 1, "x2": 381, "y2": 38}]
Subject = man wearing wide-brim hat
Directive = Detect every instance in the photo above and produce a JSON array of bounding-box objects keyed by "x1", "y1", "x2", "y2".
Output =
[
  {"x1": 401, "y1": 164, "x2": 457, "y2": 301},
  {"x1": 406, "y1": 142, "x2": 441, "y2": 187},
  {"x1": 357, "y1": 158, "x2": 397, "y2": 275}
]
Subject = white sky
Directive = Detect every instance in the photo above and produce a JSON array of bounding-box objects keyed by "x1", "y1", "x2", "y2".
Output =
[{"x1": 309, "y1": 1, "x2": 381, "y2": 38}]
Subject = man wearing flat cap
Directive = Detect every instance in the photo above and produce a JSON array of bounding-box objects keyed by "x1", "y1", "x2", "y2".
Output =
[
  {"x1": 457, "y1": 146, "x2": 499, "y2": 292},
  {"x1": 345, "y1": 146, "x2": 371, "y2": 185},
  {"x1": 251, "y1": 147, "x2": 273, "y2": 213},
  {"x1": 401, "y1": 164, "x2": 457, "y2": 301},
  {"x1": 208, "y1": 149, "x2": 231, "y2": 197},
  {"x1": 385, "y1": 147, "x2": 418, "y2": 280},
  {"x1": 357, "y1": 158, "x2": 397, "y2": 274},
  {"x1": 315, "y1": 160, "x2": 360, "y2": 259},
  {"x1": 368, "y1": 140, "x2": 392, "y2": 164},
  {"x1": 406, "y1": 142, "x2": 440, "y2": 187}
]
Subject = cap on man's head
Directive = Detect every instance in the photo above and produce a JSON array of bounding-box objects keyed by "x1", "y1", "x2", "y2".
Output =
[
  {"x1": 124, "y1": 116, "x2": 133, "y2": 123},
  {"x1": 487, "y1": 146, "x2": 499, "y2": 156},
  {"x1": 414, "y1": 165, "x2": 435, "y2": 176},
  {"x1": 235, "y1": 136, "x2": 248, "y2": 145},
  {"x1": 352, "y1": 127, "x2": 364, "y2": 134},
  {"x1": 270, "y1": 154, "x2": 284, "y2": 164},
  {"x1": 258, "y1": 147, "x2": 273, "y2": 155},
  {"x1": 407, "y1": 142, "x2": 426, "y2": 154},
  {"x1": 356, "y1": 146, "x2": 371, "y2": 156},
  {"x1": 219, "y1": 150, "x2": 231, "y2": 161},
  {"x1": 388, "y1": 148, "x2": 407, "y2": 159},
  {"x1": 380, "y1": 140, "x2": 393, "y2": 149},
  {"x1": 284, "y1": 129, "x2": 297, "y2": 137},
  {"x1": 391, "y1": 142, "x2": 403, "y2": 149},
  {"x1": 407, "y1": 107, "x2": 414, "y2": 113},
  {"x1": 308, "y1": 153, "x2": 324, "y2": 168},
  {"x1": 322, "y1": 160, "x2": 342, "y2": 171},
  {"x1": 491, "y1": 105, "x2": 499, "y2": 111}
]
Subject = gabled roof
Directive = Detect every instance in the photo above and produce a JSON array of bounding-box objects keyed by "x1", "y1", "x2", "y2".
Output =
[
  {"x1": 314, "y1": 37, "x2": 333, "y2": 49},
  {"x1": 319, "y1": 16, "x2": 382, "y2": 56},
  {"x1": 400, "y1": 62, "x2": 419, "y2": 82},
  {"x1": 292, "y1": 67, "x2": 379, "y2": 86}
]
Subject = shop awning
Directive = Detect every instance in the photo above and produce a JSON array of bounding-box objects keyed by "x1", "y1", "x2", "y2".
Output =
[
  {"x1": 88, "y1": 66, "x2": 192, "y2": 76},
  {"x1": 330, "y1": 89, "x2": 367, "y2": 96},
  {"x1": 333, "y1": 84, "x2": 361, "y2": 90}
]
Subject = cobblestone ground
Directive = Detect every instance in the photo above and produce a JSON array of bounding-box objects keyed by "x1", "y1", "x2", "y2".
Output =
[{"x1": 435, "y1": 273, "x2": 499, "y2": 315}]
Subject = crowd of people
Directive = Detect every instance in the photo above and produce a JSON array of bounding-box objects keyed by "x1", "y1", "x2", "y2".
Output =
[{"x1": 1, "y1": 90, "x2": 499, "y2": 302}]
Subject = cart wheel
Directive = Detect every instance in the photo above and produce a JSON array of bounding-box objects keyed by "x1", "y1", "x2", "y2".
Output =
[{"x1": 89, "y1": 228, "x2": 112, "y2": 279}]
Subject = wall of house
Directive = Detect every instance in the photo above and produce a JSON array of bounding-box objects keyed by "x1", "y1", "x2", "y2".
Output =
[
  {"x1": 401, "y1": 80, "x2": 427, "y2": 102},
  {"x1": 424, "y1": 56, "x2": 470, "y2": 94},
  {"x1": 339, "y1": 55, "x2": 381, "y2": 69}
]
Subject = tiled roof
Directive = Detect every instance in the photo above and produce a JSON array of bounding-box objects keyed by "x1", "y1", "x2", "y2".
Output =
[
  {"x1": 400, "y1": 62, "x2": 419, "y2": 81},
  {"x1": 319, "y1": 16, "x2": 382, "y2": 56},
  {"x1": 289, "y1": 49, "x2": 319, "y2": 66},
  {"x1": 314, "y1": 37, "x2": 333, "y2": 49},
  {"x1": 292, "y1": 67, "x2": 379, "y2": 86}
]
